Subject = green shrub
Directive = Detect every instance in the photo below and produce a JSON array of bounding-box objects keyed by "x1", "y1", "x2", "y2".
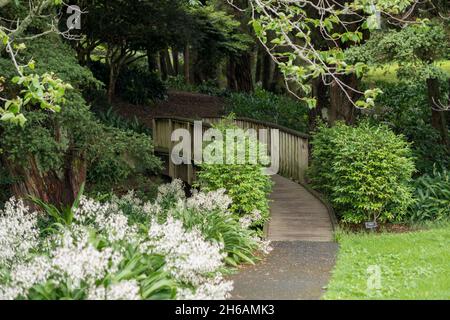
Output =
[
  {"x1": 367, "y1": 82, "x2": 449, "y2": 174},
  {"x1": 0, "y1": 96, "x2": 161, "y2": 196},
  {"x1": 87, "y1": 126, "x2": 162, "y2": 187},
  {"x1": 117, "y1": 65, "x2": 167, "y2": 104},
  {"x1": 408, "y1": 167, "x2": 450, "y2": 222},
  {"x1": 309, "y1": 121, "x2": 416, "y2": 224},
  {"x1": 195, "y1": 118, "x2": 273, "y2": 225},
  {"x1": 96, "y1": 107, "x2": 152, "y2": 136},
  {"x1": 225, "y1": 88, "x2": 309, "y2": 133}
]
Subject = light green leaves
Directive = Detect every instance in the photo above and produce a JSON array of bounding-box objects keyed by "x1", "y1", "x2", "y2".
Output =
[{"x1": 1, "y1": 70, "x2": 72, "y2": 126}]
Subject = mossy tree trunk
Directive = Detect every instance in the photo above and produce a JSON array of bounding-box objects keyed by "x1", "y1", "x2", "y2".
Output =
[
  {"x1": 3, "y1": 150, "x2": 86, "y2": 208},
  {"x1": 329, "y1": 73, "x2": 359, "y2": 125}
]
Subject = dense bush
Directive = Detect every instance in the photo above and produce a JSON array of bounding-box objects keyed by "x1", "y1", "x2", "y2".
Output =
[
  {"x1": 0, "y1": 95, "x2": 161, "y2": 197},
  {"x1": 87, "y1": 126, "x2": 161, "y2": 186},
  {"x1": 195, "y1": 118, "x2": 273, "y2": 225},
  {"x1": 95, "y1": 107, "x2": 152, "y2": 136},
  {"x1": 117, "y1": 65, "x2": 167, "y2": 104},
  {"x1": 166, "y1": 75, "x2": 229, "y2": 97},
  {"x1": 408, "y1": 167, "x2": 450, "y2": 222},
  {"x1": 225, "y1": 88, "x2": 309, "y2": 133},
  {"x1": 0, "y1": 180, "x2": 270, "y2": 300},
  {"x1": 309, "y1": 121, "x2": 416, "y2": 224},
  {"x1": 367, "y1": 82, "x2": 449, "y2": 174}
]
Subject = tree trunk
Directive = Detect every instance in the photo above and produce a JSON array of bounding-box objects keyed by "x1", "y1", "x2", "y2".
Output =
[
  {"x1": 107, "y1": 65, "x2": 119, "y2": 103},
  {"x1": 163, "y1": 49, "x2": 175, "y2": 76},
  {"x1": 427, "y1": 77, "x2": 449, "y2": 147},
  {"x1": 227, "y1": 57, "x2": 237, "y2": 91},
  {"x1": 255, "y1": 46, "x2": 263, "y2": 84},
  {"x1": 309, "y1": 77, "x2": 328, "y2": 131},
  {"x1": 4, "y1": 151, "x2": 86, "y2": 208},
  {"x1": 232, "y1": 53, "x2": 254, "y2": 92},
  {"x1": 159, "y1": 50, "x2": 169, "y2": 81},
  {"x1": 172, "y1": 49, "x2": 179, "y2": 76},
  {"x1": 262, "y1": 49, "x2": 273, "y2": 91},
  {"x1": 270, "y1": 64, "x2": 286, "y2": 94},
  {"x1": 183, "y1": 44, "x2": 190, "y2": 84},
  {"x1": 328, "y1": 73, "x2": 359, "y2": 125},
  {"x1": 147, "y1": 49, "x2": 158, "y2": 73}
]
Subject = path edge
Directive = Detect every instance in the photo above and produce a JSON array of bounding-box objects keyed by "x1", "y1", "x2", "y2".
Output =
[{"x1": 296, "y1": 181, "x2": 339, "y2": 233}]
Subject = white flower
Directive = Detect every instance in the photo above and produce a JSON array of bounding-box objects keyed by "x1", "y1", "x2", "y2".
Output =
[
  {"x1": 0, "y1": 198, "x2": 39, "y2": 267},
  {"x1": 156, "y1": 179, "x2": 186, "y2": 203},
  {"x1": 75, "y1": 197, "x2": 139, "y2": 243},
  {"x1": 186, "y1": 189, "x2": 232, "y2": 213},
  {"x1": 10, "y1": 256, "x2": 52, "y2": 291},
  {"x1": 51, "y1": 229, "x2": 122, "y2": 289},
  {"x1": 147, "y1": 217, "x2": 227, "y2": 287},
  {"x1": 177, "y1": 277, "x2": 234, "y2": 300},
  {"x1": 239, "y1": 209, "x2": 263, "y2": 229},
  {"x1": 88, "y1": 280, "x2": 141, "y2": 300}
]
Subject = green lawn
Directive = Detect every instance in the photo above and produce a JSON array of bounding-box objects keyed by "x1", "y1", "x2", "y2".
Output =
[
  {"x1": 365, "y1": 60, "x2": 450, "y2": 83},
  {"x1": 324, "y1": 225, "x2": 450, "y2": 300}
]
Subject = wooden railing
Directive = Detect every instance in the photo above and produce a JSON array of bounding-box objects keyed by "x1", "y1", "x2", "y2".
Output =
[{"x1": 153, "y1": 116, "x2": 310, "y2": 184}]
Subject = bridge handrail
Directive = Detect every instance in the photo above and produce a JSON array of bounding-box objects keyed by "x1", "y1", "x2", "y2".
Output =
[{"x1": 152, "y1": 116, "x2": 309, "y2": 183}]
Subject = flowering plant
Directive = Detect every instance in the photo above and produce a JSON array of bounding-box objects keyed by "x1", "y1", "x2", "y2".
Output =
[{"x1": 0, "y1": 180, "x2": 270, "y2": 300}]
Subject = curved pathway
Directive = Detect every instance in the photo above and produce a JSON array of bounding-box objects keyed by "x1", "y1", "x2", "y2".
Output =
[
  {"x1": 116, "y1": 92, "x2": 339, "y2": 300},
  {"x1": 230, "y1": 175, "x2": 338, "y2": 300},
  {"x1": 268, "y1": 175, "x2": 334, "y2": 242}
]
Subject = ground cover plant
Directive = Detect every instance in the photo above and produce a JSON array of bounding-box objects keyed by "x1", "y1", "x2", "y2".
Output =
[
  {"x1": 408, "y1": 167, "x2": 450, "y2": 223},
  {"x1": 0, "y1": 180, "x2": 270, "y2": 300}
]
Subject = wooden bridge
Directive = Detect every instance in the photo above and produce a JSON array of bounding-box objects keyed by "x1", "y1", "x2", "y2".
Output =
[{"x1": 152, "y1": 116, "x2": 336, "y2": 242}]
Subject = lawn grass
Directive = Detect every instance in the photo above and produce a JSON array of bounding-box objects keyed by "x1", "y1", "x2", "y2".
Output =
[
  {"x1": 324, "y1": 225, "x2": 450, "y2": 299},
  {"x1": 364, "y1": 60, "x2": 450, "y2": 83}
]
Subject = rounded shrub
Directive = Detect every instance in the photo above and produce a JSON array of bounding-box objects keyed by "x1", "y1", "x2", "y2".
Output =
[
  {"x1": 309, "y1": 121, "x2": 416, "y2": 224},
  {"x1": 195, "y1": 117, "x2": 273, "y2": 225}
]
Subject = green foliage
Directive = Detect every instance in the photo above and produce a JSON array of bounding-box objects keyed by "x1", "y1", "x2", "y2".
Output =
[
  {"x1": 116, "y1": 183, "x2": 264, "y2": 267},
  {"x1": 88, "y1": 61, "x2": 167, "y2": 104},
  {"x1": 249, "y1": 0, "x2": 414, "y2": 108},
  {"x1": 0, "y1": 95, "x2": 161, "y2": 191},
  {"x1": 87, "y1": 126, "x2": 161, "y2": 187},
  {"x1": 189, "y1": 5, "x2": 253, "y2": 81},
  {"x1": 31, "y1": 183, "x2": 85, "y2": 235},
  {"x1": 226, "y1": 88, "x2": 309, "y2": 133},
  {"x1": 96, "y1": 107, "x2": 151, "y2": 136},
  {"x1": 166, "y1": 75, "x2": 229, "y2": 97},
  {"x1": 0, "y1": 36, "x2": 87, "y2": 125},
  {"x1": 196, "y1": 163, "x2": 272, "y2": 223},
  {"x1": 117, "y1": 65, "x2": 167, "y2": 104},
  {"x1": 21, "y1": 36, "x2": 100, "y2": 90},
  {"x1": 195, "y1": 118, "x2": 273, "y2": 224},
  {"x1": 346, "y1": 22, "x2": 449, "y2": 82},
  {"x1": 367, "y1": 82, "x2": 449, "y2": 174},
  {"x1": 309, "y1": 121, "x2": 416, "y2": 224},
  {"x1": 408, "y1": 167, "x2": 450, "y2": 222}
]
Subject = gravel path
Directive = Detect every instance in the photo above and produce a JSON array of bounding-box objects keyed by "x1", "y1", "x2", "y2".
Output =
[{"x1": 230, "y1": 241, "x2": 338, "y2": 300}]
